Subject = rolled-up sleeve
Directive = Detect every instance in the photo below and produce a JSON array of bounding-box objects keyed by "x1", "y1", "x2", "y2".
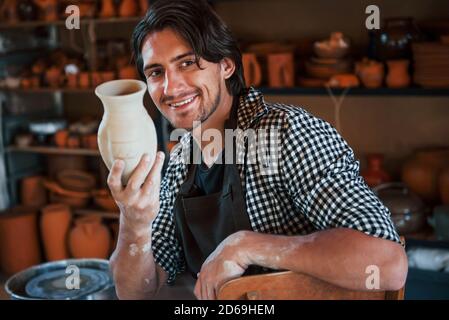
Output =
[{"x1": 280, "y1": 110, "x2": 400, "y2": 243}]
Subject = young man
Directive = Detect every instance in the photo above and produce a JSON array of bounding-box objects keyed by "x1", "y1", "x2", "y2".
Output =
[{"x1": 108, "y1": 0, "x2": 407, "y2": 300}]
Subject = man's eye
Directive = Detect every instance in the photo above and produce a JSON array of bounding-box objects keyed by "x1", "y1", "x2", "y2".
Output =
[
  {"x1": 181, "y1": 60, "x2": 195, "y2": 68},
  {"x1": 147, "y1": 70, "x2": 162, "y2": 78}
]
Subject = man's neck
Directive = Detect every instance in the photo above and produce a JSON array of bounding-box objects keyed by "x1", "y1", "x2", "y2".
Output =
[{"x1": 192, "y1": 91, "x2": 234, "y2": 167}]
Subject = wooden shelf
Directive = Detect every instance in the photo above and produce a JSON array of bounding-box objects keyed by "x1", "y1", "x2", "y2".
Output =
[
  {"x1": 0, "y1": 16, "x2": 141, "y2": 29},
  {"x1": 7, "y1": 146, "x2": 100, "y2": 156},
  {"x1": 0, "y1": 87, "x2": 95, "y2": 94}
]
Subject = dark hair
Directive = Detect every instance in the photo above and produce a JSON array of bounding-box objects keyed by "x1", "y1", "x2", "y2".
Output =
[{"x1": 131, "y1": 0, "x2": 245, "y2": 96}]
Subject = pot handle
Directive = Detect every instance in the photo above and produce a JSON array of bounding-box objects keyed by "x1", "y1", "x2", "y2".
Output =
[{"x1": 372, "y1": 182, "x2": 408, "y2": 195}]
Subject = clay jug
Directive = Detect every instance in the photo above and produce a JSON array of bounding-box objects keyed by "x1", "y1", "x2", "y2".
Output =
[
  {"x1": 361, "y1": 154, "x2": 391, "y2": 188},
  {"x1": 95, "y1": 79, "x2": 157, "y2": 185},
  {"x1": 21, "y1": 175, "x2": 47, "y2": 208},
  {"x1": 0, "y1": 206, "x2": 41, "y2": 275},
  {"x1": 402, "y1": 148, "x2": 449, "y2": 203},
  {"x1": 33, "y1": 0, "x2": 57, "y2": 21},
  {"x1": 40, "y1": 204, "x2": 71, "y2": 261},
  {"x1": 99, "y1": 0, "x2": 116, "y2": 18},
  {"x1": 439, "y1": 166, "x2": 449, "y2": 204},
  {"x1": 118, "y1": 0, "x2": 137, "y2": 17},
  {"x1": 242, "y1": 53, "x2": 262, "y2": 88},
  {"x1": 139, "y1": 0, "x2": 148, "y2": 15},
  {"x1": 267, "y1": 53, "x2": 295, "y2": 88},
  {"x1": 355, "y1": 58, "x2": 384, "y2": 88},
  {"x1": 68, "y1": 216, "x2": 111, "y2": 259},
  {"x1": 386, "y1": 59, "x2": 410, "y2": 88}
]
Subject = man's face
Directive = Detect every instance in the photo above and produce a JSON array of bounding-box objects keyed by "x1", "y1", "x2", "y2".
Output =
[{"x1": 141, "y1": 28, "x2": 231, "y2": 130}]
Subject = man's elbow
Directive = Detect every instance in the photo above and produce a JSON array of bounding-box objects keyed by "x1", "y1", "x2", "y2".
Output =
[{"x1": 383, "y1": 244, "x2": 408, "y2": 291}]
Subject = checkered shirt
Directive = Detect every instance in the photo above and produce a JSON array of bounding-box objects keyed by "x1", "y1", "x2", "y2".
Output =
[{"x1": 152, "y1": 88, "x2": 400, "y2": 284}]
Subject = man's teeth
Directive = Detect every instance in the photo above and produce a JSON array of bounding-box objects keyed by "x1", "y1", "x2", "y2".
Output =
[{"x1": 170, "y1": 96, "x2": 195, "y2": 107}]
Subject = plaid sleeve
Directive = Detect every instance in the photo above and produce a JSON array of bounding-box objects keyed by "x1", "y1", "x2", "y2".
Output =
[
  {"x1": 280, "y1": 109, "x2": 400, "y2": 243},
  {"x1": 151, "y1": 153, "x2": 185, "y2": 284}
]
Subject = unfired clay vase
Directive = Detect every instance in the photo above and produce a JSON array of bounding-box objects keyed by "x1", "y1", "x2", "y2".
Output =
[
  {"x1": 242, "y1": 53, "x2": 262, "y2": 88},
  {"x1": 40, "y1": 204, "x2": 72, "y2": 261},
  {"x1": 267, "y1": 53, "x2": 295, "y2": 88},
  {"x1": 95, "y1": 79, "x2": 157, "y2": 185},
  {"x1": 0, "y1": 206, "x2": 41, "y2": 275},
  {"x1": 386, "y1": 60, "x2": 410, "y2": 88},
  {"x1": 68, "y1": 216, "x2": 111, "y2": 259}
]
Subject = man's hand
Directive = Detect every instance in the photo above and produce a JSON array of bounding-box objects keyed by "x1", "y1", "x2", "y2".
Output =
[
  {"x1": 108, "y1": 151, "x2": 165, "y2": 235},
  {"x1": 194, "y1": 231, "x2": 251, "y2": 300}
]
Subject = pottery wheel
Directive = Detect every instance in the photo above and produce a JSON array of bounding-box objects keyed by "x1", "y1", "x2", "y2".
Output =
[{"x1": 25, "y1": 267, "x2": 111, "y2": 299}]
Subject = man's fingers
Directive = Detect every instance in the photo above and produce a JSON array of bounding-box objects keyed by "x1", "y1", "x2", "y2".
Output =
[
  {"x1": 194, "y1": 278, "x2": 201, "y2": 300},
  {"x1": 141, "y1": 152, "x2": 165, "y2": 195},
  {"x1": 126, "y1": 153, "x2": 152, "y2": 192},
  {"x1": 107, "y1": 159, "x2": 125, "y2": 195}
]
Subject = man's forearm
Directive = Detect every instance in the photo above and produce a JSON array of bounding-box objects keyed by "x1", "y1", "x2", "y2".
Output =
[
  {"x1": 240, "y1": 228, "x2": 408, "y2": 291},
  {"x1": 109, "y1": 222, "x2": 163, "y2": 299}
]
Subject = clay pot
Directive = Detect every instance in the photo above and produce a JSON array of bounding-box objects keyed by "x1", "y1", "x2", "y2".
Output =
[
  {"x1": 92, "y1": 189, "x2": 119, "y2": 212},
  {"x1": 327, "y1": 74, "x2": 360, "y2": 88},
  {"x1": 33, "y1": 0, "x2": 57, "y2": 21},
  {"x1": 54, "y1": 129, "x2": 69, "y2": 148},
  {"x1": 401, "y1": 148, "x2": 449, "y2": 203},
  {"x1": 439, "y1": 166, "x2": 449, "y2": 204},
  {"x1": 67, "y1": 135, "x2": 80, "y2": 148},
  {"x1": 0, "y1": 206, "x2": 41, "y2": 275},
  {"x1": 118, "y1": 0, "x2": 137, "y2": 17},
  {"x1": 99, "y1": 0, "x2": 116, "y2": 18},
  {"x1": 118, "y1": 65, "x2": 138, "y2": 79},
  {"x1": 91, "y1": 71, "x2": 102, "y2": 87},
  {"x1": 85, "y1": 133, "x2": 98, "y2": 150},
  {"x1": 267, "y1": 53, "x2": 295, "y2": 88},
  {"x1": 68, "y1": 216, "x2": 111, "y2": 259},
  {"x1": 356, "y1": 58, "x2": 384, "y2": 88},
  {"x1": 46, "y1": 155, "x2": 88, "y2": 180},
  {"x1": 66, "y1": 73, "x2": 78, "y2": 88},
  {"x1": 43, "y1": 180, "x2": 91, "y2": 208},
  {"x1": 386, "y1": 60, "x2": 410, "y2": 88},
  {"x1": 78, "y1": 72, "x2": 91, "y2": 89},
  {"x1": 95, "y1": 79, "x2": 158, "y2": 184},
  {"x1": 40, "y1": 204, "x2": 71, "y2": 261},
  {"x1": 21, "y1": 175, "x2": 47, "y2": 208},
  {"x1": 56, "y1": 169, "x2": 96, "y2": 193},
  {"x1": 1, "y1": 0, "x2": 19, "y2": 23},
  {"x1": 45, "y1": 66, "x2": 61, "y2": 88},
  {"x1": 139, "y1": 0, "x2": 148, "y2": 15},
  {"x1": 361, "y1": 154, "x2": 391, "y2": 188},
  {"x1": 242, "y1": 53, "x2": 262, "y2": 88}
]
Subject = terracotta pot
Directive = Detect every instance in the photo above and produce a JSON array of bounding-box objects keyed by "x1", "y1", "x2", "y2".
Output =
[
  {"x1": 20, "y1": 77, "x2": 32, "y2": 89},
  {"x1": 439, "y1": 166, "x2": 449, "y2": 204},
  {"x1": 92, "y1": 189, "x2": 119, "y2": 212},
  {"x1": 45, "y1": 66, "x2": 61, "y2": 88},
  {"x1": 78, "y1": 72, "x2": 91, "y2": 89},
  {"x1": 386, "y1": 59, "x2": 410, "y2": 88},
  {"x1": 99, "y1": 0, "x2": 116, "y2": 18},
  {"x1": 95, "y1": 79, "x2": 158, "y2": 184},
  {"x1": 267, "y1": 53, "x2": 295, "y2": 88},
  {"x1": 0, "y1": 206, "x2": 41, "y2": 275},
  {"x1": 356, "y1": 58, "x2": 384, "y2": 88},
  {"x1": 68, "y1": 216, "x2": 111, "y2": 259},
  {"x1": 30, "y1": 76, "x2": 40, "y2": 88},
  {"x1": 66, "y1": 73, "x2": 78, "y2": 88},
  {"x1": 33, "y1": 0, "x2": 57, "y2": 21},
  {"x1": 1, "y1": 0, "x2": 19, "y2": 23},
  {"x1": 402, "y1": 148, "x2": 449, "y2": 202},
  {"x1": 139, "y1": 0, "x2": 148, "y2": 15},
  {"x1": 56, "y1": 169, "x2": 96, "y2": 192},
  {"x1": 47, "y1": 155, "x2": 88, "y2": 180},
  {"x1": 67, "y1": 135, "x2": 80, "y2": 149},
  {"x1": 242, "y1": 53, "x2": 262, "y2": 88},
  {"x1": 43, "y1": 180, "x2": 91, "y2": 208},
  {"x1": 118, "y1": 0, "x2": 137, "y2": 17},
  {"x1": 118, "y1": 65, "x2": 138, "y2": 79},
  {"x1": 21, "y1": 175, "x2": 47, "y2": 208},
  {"x1": 40, "y1": 204, "x2": 71, "y2": 261},
  {"x1": 85, "y1": 133, "x2": 98, "y2": 150},
  {"x1": 327, "y1": 74, "x2": 360, "y2": 88},
  {"x1": 54, "y1": 129, "x2": 69, "y2": 148},
  {"x1": 361, "y1": 154, "x2": 391, "y2": 188},
  {"x1": 91, "y1": 71, "x2": 103, "y2": 87}
]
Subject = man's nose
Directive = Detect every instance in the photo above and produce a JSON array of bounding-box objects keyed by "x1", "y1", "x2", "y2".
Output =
[{"x1": 163, "y1": 70, "x2": 185, "y2": 97}]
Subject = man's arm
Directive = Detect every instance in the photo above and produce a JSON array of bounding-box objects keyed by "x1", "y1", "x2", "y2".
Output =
[
  {"x1": 194, "y1": 228, "x2": 407, "y2": 300},
  {"x1": 108, "y1": 152, "x2": 169, "y2": 300}
]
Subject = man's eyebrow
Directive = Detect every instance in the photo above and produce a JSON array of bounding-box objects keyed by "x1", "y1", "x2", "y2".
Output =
[{"x1": 143, "y1": 52, "x2": 195, "y2": 72}]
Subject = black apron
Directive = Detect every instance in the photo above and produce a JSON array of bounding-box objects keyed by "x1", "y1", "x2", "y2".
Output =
[{"x1": 173, "y1": 99, "x2": 256, "y2": 278}]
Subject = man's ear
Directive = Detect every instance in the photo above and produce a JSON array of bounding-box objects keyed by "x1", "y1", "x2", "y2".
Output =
[{"x1": 220, "y1": 57, "x2": 235, "y2": 80}]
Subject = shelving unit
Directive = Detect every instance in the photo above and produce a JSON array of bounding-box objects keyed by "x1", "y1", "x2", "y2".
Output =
[{"x1": 7, "y1": 146, "x2": 100, "y2": 156}]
